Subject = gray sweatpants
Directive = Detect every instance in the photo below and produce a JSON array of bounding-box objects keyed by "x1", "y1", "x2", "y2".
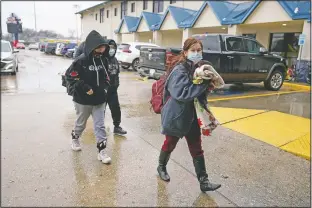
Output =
[{"x1": 73, "y1": 102, "x2": 107, "y2": 143}]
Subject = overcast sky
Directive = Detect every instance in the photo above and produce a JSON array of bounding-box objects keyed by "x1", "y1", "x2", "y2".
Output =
[{"x1": 1, "y1": 1, "x2": 101, "y2": 37}]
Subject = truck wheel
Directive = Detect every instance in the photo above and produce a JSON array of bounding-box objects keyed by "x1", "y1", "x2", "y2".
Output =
[
  {"x1": 132, "y1": 58, "x2": 139, "y2": 71},
  {"x1": 264, "y1": 70, "x2": 284, "y2": 91}
]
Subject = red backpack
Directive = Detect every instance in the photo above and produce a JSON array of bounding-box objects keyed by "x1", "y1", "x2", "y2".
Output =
[{"x1": 150, "y1": 75, "x2": 167, "y2": 114}]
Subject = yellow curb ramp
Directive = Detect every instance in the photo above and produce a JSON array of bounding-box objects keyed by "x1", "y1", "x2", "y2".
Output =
[
  {"x1": 210, "y1": 107, "x2": 266, "y2": 124},
  {"x1": 280, "y1": 132, "x2": 311, "y2": 160},
  {"x1": 283, "y1": 82, "x2": 311, "y2": 91},
  {"x1": 212, "y1": 108, "x2": 311, "y2": 160}
]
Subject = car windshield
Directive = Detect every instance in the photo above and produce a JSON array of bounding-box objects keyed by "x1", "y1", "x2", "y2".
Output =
[{"x1": 1, "y1": 42, "x2": 12, "y2": 52}]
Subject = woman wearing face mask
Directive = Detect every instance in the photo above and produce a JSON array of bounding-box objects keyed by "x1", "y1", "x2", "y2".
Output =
[{"x1": 157, "y1": 37, "x2": 221, "y2": 192}]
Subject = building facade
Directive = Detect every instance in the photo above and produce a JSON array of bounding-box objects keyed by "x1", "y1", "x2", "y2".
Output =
[{"x1": 77, "y1": 0, "x2": 311, "y2": 72}]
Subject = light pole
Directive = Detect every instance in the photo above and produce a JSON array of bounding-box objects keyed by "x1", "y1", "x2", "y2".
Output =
[
  {"x1": 33, "y1": 1, "x2": 37, "y2": 31},
  {"x1": 73, "y1": 4, "x2": 80, "y2": 44}
]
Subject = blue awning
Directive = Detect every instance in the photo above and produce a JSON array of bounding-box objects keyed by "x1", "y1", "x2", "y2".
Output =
[
  {"x1": 278, "y1": 0, "x2": 311, "y2": 20},
  {"x1": 134, "y1": 12, "x2": 163, "y2": 31},
  {"x1": 180, "y1": 0, "x2": 310, "y2": 28},
  {"x1": 115, "y1": 16, "x2": 140, "y2": 33},
  {"x1": 153, "y1": 5, "x2": 197, "y2": 30}
]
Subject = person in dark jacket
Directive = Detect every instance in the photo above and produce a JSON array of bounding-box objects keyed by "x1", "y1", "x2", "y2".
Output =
[
  {"x1": 104, "y1": 39, "x2": 127, "y2": 135},
  {"x1": 65, "y1": 30, "x2": 111, "y2": 164},
  {"x1": 73, "y1": 41, "x2": 85, "y2": 59},
  {"x1": 158, "y1": 37, "x2": 221, "y2": 192}
]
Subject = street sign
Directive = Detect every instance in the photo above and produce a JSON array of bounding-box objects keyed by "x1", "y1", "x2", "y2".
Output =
[{"x1": 298, "y1": 34, "x2": 305, "y2": 46}]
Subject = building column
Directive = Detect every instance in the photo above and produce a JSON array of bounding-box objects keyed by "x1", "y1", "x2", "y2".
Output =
[
  {"x1": 227, "y1": 25, "x2": 242, "y2": 35},
  {"x1": 182, "y1": 28, "x2": 194, "y2": 45},
  {"x1": 133, "y1": 33, "x2": 139, "y2": 42},
  {"x1": 153, "y1": 30, "x2": 163, "y2": 46},
  {"x1": 300, "y1": 20, "x2": 311, "y2": 61},
  {"x1": 114, "y1": 33, "x2": 122, "y2": 44},
  {"x1": 295, "y1": 20, "x2": 311, "y2": 82}
]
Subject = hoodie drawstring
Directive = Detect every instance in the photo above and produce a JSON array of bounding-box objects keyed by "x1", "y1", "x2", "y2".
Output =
[
  {"x1": 100, "y1": 58, "x2": 110, "y2": 82},
  {"x1": 92, "y1": 57, "x2": 100, "y2": 86},
  {"x1": 92, "y1": 56, "x2": 111, "y2": 87}
]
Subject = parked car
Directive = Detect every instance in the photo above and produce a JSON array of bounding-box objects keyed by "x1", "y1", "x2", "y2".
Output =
[
  {"x1": 28, "y1": 42, "x2": 39, "y2": 50},
  {"x1": 40, "y1": 42, "x2": 48, "y2": 52},
  {"x1": 65, "y1": 47, "x2": 76, "y2": 58},
  {"x1": 1, "y1": 40, "x2": 19, "y2": 75},
  {"x1": 61, "y1": 43, "x2": 77, "y2": 56},
  {"x1": 139, "y1": 34, "x2": 287, "y2": 91},
  {"x1": 16, "y1": 42, "x2": 25, "y2": 49},
  {"x1": 115, "y1": 42, "x2": 159, "y2": 71},
  {"x1": 45, "y1": 43, "x2": 57, "y2": 54},
  {"x1": 55, "y1": 43, "x2": 66, "y2": 56}
]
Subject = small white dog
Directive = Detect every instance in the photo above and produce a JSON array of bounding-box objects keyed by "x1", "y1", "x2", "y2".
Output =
[{"x1": 193, "y1": 64, "x2": 225, "y2": 89}]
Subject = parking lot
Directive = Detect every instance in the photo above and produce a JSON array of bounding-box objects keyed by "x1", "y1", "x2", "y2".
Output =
[{"x1": 1, "y1": 49, "x2": 311, "y2": 207}]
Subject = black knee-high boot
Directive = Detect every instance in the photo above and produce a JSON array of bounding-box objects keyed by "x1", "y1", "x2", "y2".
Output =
[
  {"x1": 157, "y1": 150, "x2": 171, "y2": 182},
  {"x1": 193, "y1": 156, "x2": 221, "y2": 192}
]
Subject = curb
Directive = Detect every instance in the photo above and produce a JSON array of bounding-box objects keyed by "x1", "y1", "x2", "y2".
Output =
[{"x1": 283, "y1": 82, "x2": 311, "y2": 91}]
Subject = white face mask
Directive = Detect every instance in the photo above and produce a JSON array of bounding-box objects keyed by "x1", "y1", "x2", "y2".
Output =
[{"x1": 109, "y1": 49, "x2": 115, "y2": 56}]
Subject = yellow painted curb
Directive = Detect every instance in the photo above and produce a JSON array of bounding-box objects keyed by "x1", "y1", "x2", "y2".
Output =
[
  {"x1": 223, "y1": 111, "x2": 310, "y2": 147},
  {"x1": 208, "y1": 90, "x2": 307, "y2": 102},
  {"x1": 280, "y1": 133, "x2": 311, "y2": 160},
  {"x1": 283, "y1": 82, "x2": 311, "y2": 91},
  {"x1": 216, "y1": 108, "x2": 311, "y2": 160}
]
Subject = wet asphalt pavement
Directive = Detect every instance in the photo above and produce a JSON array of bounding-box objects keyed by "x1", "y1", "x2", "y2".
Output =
[{"x1": 1, "y1": 50, "x2": 310, "y2": 207}]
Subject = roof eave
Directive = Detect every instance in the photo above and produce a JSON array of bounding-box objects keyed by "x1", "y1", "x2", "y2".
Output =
[{"x1": 75, "y1": 1, "x2": 108, "y2": 14}]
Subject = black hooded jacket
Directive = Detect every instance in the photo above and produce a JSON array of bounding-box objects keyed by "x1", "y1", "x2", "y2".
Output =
[
  {"x1": 65, "y1": 30, "x2": 111, "y2": 105},
  {"x1": 104, "y1": 39, "x2": 120, "y2": 87}
]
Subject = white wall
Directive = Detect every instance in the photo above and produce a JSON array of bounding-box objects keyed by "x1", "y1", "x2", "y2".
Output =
[
  {"x1": 245, "y1": 0, "x2": 292, "y2": 24},
  {"x1": 301, "y1": 21, "x2": 311, "y2": 61},
  {"x1": 161, "y1": 30, "x2": 183, "y2": 48},
  {"x1": 137, "y1": 32, "x2": 153, "y2": 43}
]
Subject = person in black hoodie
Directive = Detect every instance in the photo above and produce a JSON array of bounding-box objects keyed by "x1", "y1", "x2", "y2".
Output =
[
  {"x1": 65, "y1": 30, "x2": 111, "y2": 164},
  {"x1": 105, "y1": 39, "x2": 127, "y2": 136}
]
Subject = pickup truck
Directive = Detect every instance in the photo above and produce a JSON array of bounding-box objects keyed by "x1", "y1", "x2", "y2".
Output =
[{"x1": 138, "y1": 34, "x2": 287, "y2": 91}]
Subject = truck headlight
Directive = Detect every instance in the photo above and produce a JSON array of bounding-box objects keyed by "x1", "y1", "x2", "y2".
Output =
[{"x1": 2, "y1": 55, "x2": 14, "y2": 61}]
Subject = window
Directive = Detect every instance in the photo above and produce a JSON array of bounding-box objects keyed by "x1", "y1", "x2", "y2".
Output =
[
  {"x1": 226, "y1": 37, "x2": 244, "y2": 52},
  {"x1": 114, "y1": 8, "x2": 117, "y2": 16},
  {"x1": 121, "y1": 0, "x2": 128, "y2": 19},
  {"x1": 143, "y1": 0, "x2": 148, "y2": 10},
  {"x1": 269, "y1": 33, "x2": 299, "y2": 53},
  {"x1": 170, "y1": 0, "x2": 176, "y2": 4},
  {"x1": 153, "y1": 0, "x2": 164, "y2": 13},
  {"x1": 242, "y1": 34, "x2": 256, "y2": 39},
  {"x1": 95, "y1": 13, "x2": 98, "y2": 21},
  {"x1": 131, "y1": 2, "x2": 135, "y2": 12},
  {"x1": 195, "y1": 35, "x2": 221, "y2": 51},
  {"x1": 107, "y1": 10, "x2": 109, "y2": 18},
  {"x1": 244, "y1": 38, "x2": 261, "y2": 53},
  {"x1": 269, "y1": 33, "x2": 300, "y2": 67},
  {"x1": 100, "y1": 8, "x2": 104, "y2": 23}
]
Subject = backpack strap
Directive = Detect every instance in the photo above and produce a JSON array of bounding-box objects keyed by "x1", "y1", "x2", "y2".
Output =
[{"x1": 162, "y1": 66, "x2": 179, "y2": 104}]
